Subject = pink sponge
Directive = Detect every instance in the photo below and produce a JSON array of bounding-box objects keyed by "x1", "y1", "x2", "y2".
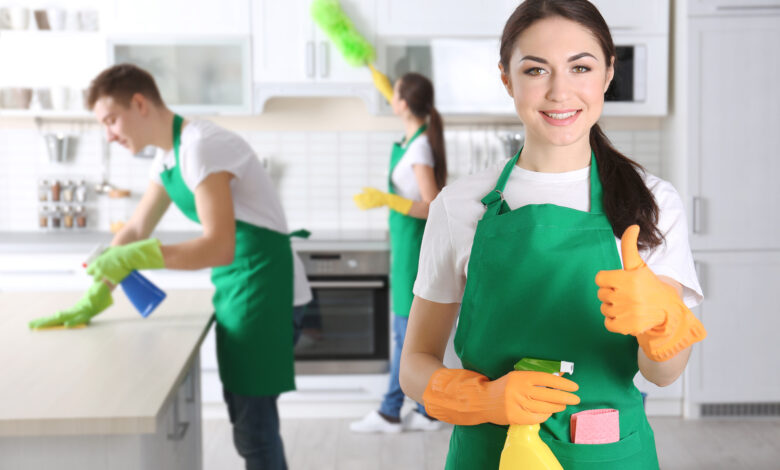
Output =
[{"x1": 570, "y1": 409, "x2": 620, "y2": 444}]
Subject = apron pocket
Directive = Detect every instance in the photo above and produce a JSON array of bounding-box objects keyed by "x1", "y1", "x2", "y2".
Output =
[{"x1": 543, "y1": 431, "x2": 641, "y2": 467}]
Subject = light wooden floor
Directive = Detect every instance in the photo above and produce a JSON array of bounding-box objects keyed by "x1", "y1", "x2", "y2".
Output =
[{"x1": 204, "y1": 417, "x2": 780, "y2": 469}]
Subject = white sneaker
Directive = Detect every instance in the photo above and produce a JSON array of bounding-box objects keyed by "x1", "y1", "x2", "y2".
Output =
[
  {"x1": 403, "y1": 410, "x2": 444, "y2": 432},
  {"x1": 349, "y1": 410, "x2": 402, "y2": 433}
]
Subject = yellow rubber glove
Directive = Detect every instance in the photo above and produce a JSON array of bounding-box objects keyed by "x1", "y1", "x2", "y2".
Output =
[
  {"x1": 368, "y1": 64, "x2": 393, "y2": 104},
  {"x1": 422, "y1": 368, "x2": 580, "y2": 426},
  {"x1": 28, "y1": 282, "x2": 113, "y2": 329},
  {"x1": 595, "y1": 225, "x2": 707, "y2": 361},
  {"x1": 86, "y1": 239, "x2": 165, "y2": 285},
  {"x1": 353, "y1": 187, "x2": 413, "y2": 215}
]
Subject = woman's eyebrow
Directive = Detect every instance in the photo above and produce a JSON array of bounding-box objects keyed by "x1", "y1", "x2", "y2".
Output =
[{"x1": 519, "y1": 52, "x2": 598, "y2": 64}]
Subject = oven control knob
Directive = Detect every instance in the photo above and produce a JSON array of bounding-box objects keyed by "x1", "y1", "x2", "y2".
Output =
[{"x1": 347, "y1": 259, "x2": 358, "y2": 269}]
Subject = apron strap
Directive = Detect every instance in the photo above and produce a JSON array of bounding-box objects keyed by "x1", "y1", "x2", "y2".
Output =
[
  {"x1": 480, "y1": 149, "x2": 604, "y2": 217},
  {"x1": 288, "y1": 229, "x2": 311, "y2": 239},
  {"x1": 401, "y1": 123, "x2": 428, "y2": 148},
  {"x1": 172, "y1": 114, "x2": 183, "y2": 167},
  {"x1": 588, "y1": 151, "x2": 604, "y2": 215},
  {"x1": 480, "y1": 149, "x2": 521, "y2": 217}
]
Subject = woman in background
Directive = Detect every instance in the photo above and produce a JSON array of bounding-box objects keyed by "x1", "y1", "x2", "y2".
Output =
[{"x1": 351, "y1": 72, "x2": 448, "y2": 433}]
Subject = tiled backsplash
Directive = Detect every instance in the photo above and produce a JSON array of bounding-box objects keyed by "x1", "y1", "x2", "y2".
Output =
[{"x1": 0, "y1": 125, "x2": 662, "y2": 233}]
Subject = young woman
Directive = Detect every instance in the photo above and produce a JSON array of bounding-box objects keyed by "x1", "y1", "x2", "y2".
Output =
[
  {"x1": 351, "y1": 73, "x2": 448, "y2": 433},
  {"x1": 399, "y1": 1, "x2": 706, "y2": 468}
]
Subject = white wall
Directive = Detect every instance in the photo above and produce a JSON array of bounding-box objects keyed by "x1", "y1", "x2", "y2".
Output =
[{"x1": 0, "y1": 100, "x2": 665, "y2": 234}]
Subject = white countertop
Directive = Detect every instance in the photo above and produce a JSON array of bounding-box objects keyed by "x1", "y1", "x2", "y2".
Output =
[{"x1": 0, "y1": 290, "x2": 214, "y2": 437}]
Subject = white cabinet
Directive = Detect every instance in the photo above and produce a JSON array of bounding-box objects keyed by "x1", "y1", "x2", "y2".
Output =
[
  {"x1": 592, "y1": 0, "x2": 669, "y2": 33},
  {"x1": 104, "y1": 0, "x2": 250, "y2": 35},
  {"x1": 252, "y1": 0, "x2": 379, "y2": 111},
  {"x1": 253, "y1": 0, "x2": 374, "y2": 83},
  {"x1": 688, "y1": 252, "x2": 780, "y2": 403},
  {"x1": 689, "y1": 0, "x2": 780, "y2": 17},
  {"x1": 375, "y1": 0, "x2": 515, "y2": 37},
  {"x1": 688, "y1": 15, "x2": 780, "y2": 251}
]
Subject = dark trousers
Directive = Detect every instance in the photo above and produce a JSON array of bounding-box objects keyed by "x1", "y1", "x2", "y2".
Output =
[{"x1": 223, "y1": 389, "x2": 287, "y2": 470}]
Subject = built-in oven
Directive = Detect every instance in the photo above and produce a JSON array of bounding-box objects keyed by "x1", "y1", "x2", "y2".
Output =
[{"x1": 294, "y1": 250, "x2": 390, "y2": 374}]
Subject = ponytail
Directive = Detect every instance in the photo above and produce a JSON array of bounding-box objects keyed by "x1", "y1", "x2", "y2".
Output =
[
  {"x1": 590, "y1": 124, "x2": 663, "y2": 250},
  {"x1": 398, "y1": 72, "x2": 447, "y2": 190},
  {"x1": 427, "y1": 106, "x2": 447, "y2": 190}
]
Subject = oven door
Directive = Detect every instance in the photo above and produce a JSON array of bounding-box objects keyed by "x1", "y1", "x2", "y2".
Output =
[{"x1": 295, "y1": 276, "x2": 390, "y2": 374}]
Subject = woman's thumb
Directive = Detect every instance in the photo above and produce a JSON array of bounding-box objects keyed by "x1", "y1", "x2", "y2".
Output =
[{"x1": 621, "y1": 225, "x2": 645, "y2": 270}]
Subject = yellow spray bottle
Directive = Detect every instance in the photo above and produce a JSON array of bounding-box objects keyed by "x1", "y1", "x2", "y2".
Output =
[{"x1": 498, "y1": 357, "x2": 574, "y2": 470}]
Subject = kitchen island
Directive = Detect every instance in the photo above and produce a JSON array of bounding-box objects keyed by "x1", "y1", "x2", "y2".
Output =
[{"x1": 0, "y1": 289, "x2": 214, "y2": 470}]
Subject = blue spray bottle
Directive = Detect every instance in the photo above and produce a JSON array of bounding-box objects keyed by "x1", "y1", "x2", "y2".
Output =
[{"x1": 84, "y1": 245, "x2": 166, "y2": 317}]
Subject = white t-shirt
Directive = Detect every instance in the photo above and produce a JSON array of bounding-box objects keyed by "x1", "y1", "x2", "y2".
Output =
[
  {"x1": 150, "y1": 119, "x2": 312, "y2": 306},
  {"x1": 390, "y1": 134, "x2": 435, "y2": 200},
  {"x1": 413, "y1": 160, "x2": 703, "y2": 309}
]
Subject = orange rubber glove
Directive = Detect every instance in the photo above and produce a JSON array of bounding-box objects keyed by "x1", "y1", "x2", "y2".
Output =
[
  {"x1": 422, "y1": 368, "x2": 580, "y2": 426},
  {"x1": 595, "y1": 225, "x2": 707, "y2": 361}
]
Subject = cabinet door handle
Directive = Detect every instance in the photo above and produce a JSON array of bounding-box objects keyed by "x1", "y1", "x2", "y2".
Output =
[
  {"x1": 717, "y1": 5, "x2": 780, "y2": 11},
  {"x1": 167, "y1": 395, "x2": 189, "y2": 441},
  {"x1": 185, "y1": 369, "x2": 196, "y2": 404},
  {"x1": 692, "y1": 196, "x2": 702, "y2": 234},
  {"x1": 306, "y1": 41, "x2": 315, "y2": 78},
  {"x1": 319, "y1": 41, "x2": 329, "y2": 78}
]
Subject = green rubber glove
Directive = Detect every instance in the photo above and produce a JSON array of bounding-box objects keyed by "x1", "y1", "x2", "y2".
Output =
[
  {"x1": 28, "y1": 282, "x2": 113, "y2": 329},
  {"x1": 353, "y1": 187, "x2": 413, "y2": 215},
  {"x1": 86, "y1": 239, "x2": 165, "y2": 285}
]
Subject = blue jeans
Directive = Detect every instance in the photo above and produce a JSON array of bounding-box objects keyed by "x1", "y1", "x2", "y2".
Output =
[
  {"x1": 379, "y1": 314, "x2": 428, "y2": 419},
  {"x1": 223, "y1": 389, "x2": 287, "y2": 470}
]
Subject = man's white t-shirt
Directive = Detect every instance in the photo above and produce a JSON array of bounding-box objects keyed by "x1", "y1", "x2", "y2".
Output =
[
  {"x1": 150, "y1": 119, "x2": 312, "y2": 306},
  {"x1": 413, "y1": 160, "x2": 703, "y2": 309},
  {"x1": 391, "y1": 134, "x2": 435, "y2": 200}
]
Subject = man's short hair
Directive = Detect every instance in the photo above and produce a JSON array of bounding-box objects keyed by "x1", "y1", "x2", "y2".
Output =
[{"x1": 86, "y1": 63, "x2": 164, "y2": 110}]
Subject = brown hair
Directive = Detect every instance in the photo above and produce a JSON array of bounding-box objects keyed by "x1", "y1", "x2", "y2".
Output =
[
  {"x1": 86, "y1": 63, "x2": 164, "y2": 110},
  {"x1": 500, "y1": 0, "x2": 663, "y2": 250},
  {"x1": 398, "y1": 72, "x2": 447, "y2": 190}
]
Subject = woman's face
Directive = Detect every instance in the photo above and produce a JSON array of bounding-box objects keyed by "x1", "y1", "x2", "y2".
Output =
[
  {"x1": 500, "y1": 16, "x2": 614, "y2": 148},
  {"x1": 391, "y1": 79, "x2": 406, "y2": 116}
]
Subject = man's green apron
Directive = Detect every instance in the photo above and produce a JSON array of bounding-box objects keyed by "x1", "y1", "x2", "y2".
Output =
[
  {"x1": 446, "y1": 150, "x2": 659, "y2": 469},
  {"x1": 159, "y1": 115, "x2": 294, "y2": 396},
  {"x1": 388, "y1": 124, "x2": 428, "y2": 317}
]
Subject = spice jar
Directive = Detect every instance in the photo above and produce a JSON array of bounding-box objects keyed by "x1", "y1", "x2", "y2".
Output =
[
  {"x1": 75, "y1": 206, "x2": 87, "y2": 228},
  {"x1": 39, "y1": 205, "x2": 49, "y2": 229},
  {"x1": 50, "y1": 180, "x2": 61, "y2": 202},
  {"x1": 75, "y1": 180, "x2": 87, "y2": 203},
  {"x1": 62, "y1": 180, "x2": 75, "y2": 202},
  {"x1": 50, "y1": 206, "x2": 62, "y2": 229},
  {"x1": 63, "y1": 206, "x2": 74, "y2": 229},
  {"x1": 38, "y1": 180, "x2": 50, "y2": 202}
]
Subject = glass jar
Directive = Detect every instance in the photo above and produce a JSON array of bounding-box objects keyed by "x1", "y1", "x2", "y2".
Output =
[
  {"x1": 50, "y1": 180, "x2": 61, "y2": 202},
  {"x1": 38, "y1": 180, "x2": 50, "y2": 202},
  {"x1": 49, "y1": 206, "x2": 62, "y2": 229},
  {"x1": 75, "y1": 205, "x2": 87, "y2": 229},
  {"x1": 62, "y1": 180, "x2": 75, "y2": 202},
  {"x1": 75, "y1": 180, "x2": 87, "y2": 203},
  {"x1": 39, "y1": 205, "x2": 50, "y2": 229},
  {"x1": 63, "y1": 206, "x2": 74, "y2": 229}
]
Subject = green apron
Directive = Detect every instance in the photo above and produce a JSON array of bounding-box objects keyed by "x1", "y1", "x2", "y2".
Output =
[
  {"x1": 388, "y1": 124, "x2": 428, "y2": 317},
  {"x1": 159, "y1": 115, "x2": 294, "y2": 396},
  {"x1": 447, "y1": 150, "x2": 659, "y2": 469}
]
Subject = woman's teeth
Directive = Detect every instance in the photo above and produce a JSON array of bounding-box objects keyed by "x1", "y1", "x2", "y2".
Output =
[{"x1": 544, "y1": 111, "x2": 577, "y2": 119}]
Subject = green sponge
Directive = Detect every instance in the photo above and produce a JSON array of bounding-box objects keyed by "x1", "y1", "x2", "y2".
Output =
[{"x1": 311, "y1": 0, "x2": 375, "y2": 66}]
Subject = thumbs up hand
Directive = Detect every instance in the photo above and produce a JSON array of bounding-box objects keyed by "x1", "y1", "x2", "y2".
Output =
[{"x1": 595, "y1": 225, "x2": 707, "y2": 361}]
